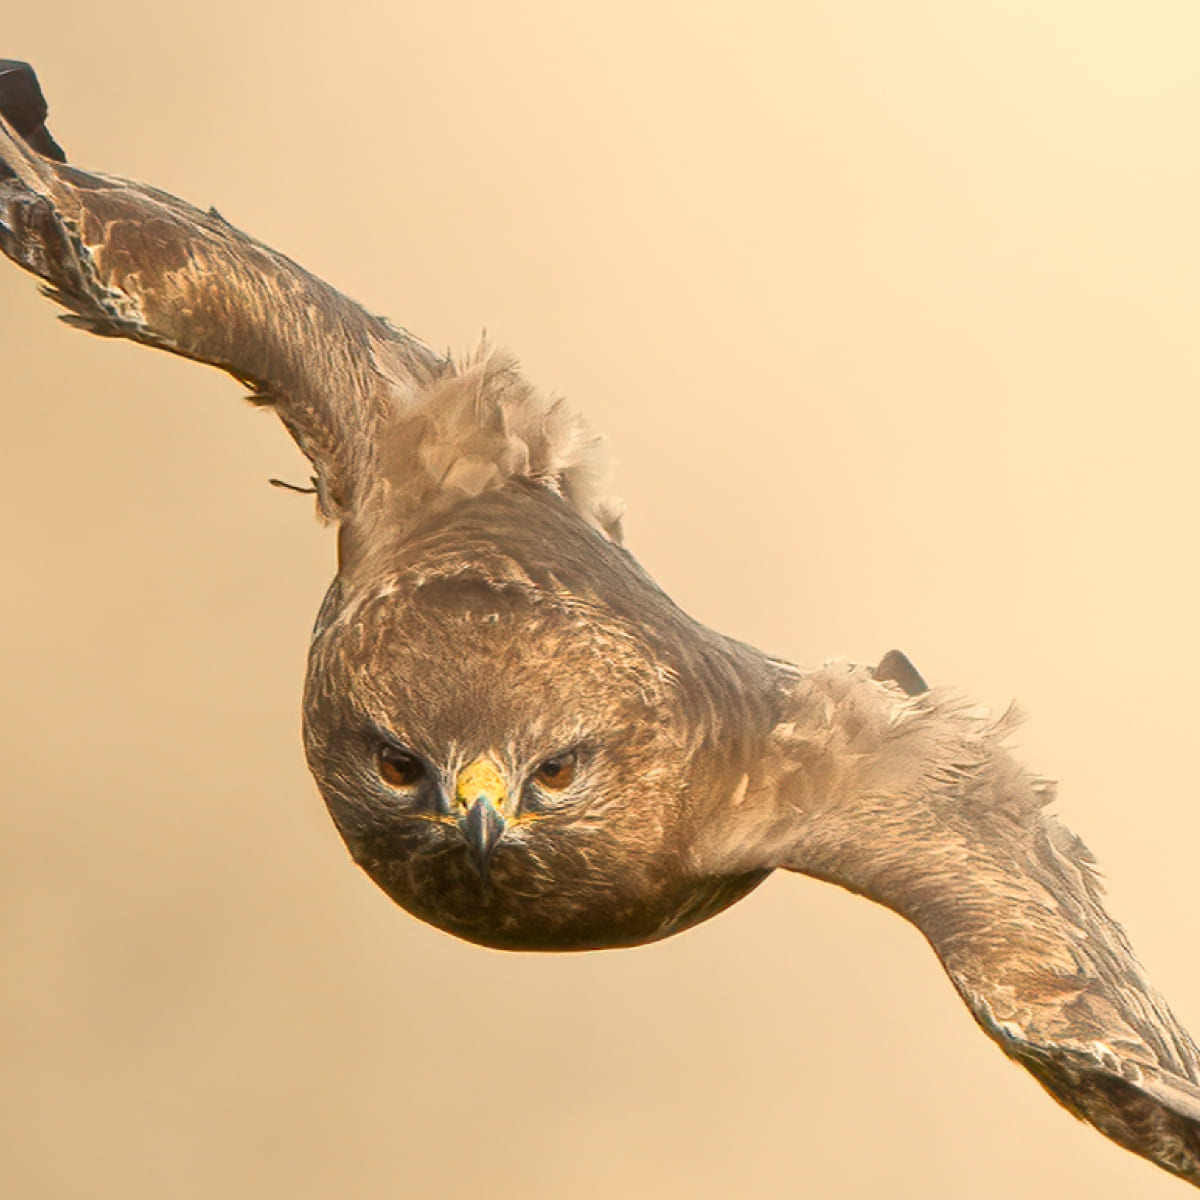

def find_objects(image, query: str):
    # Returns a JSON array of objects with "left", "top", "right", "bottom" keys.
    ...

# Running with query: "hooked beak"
[{"left": 455, "top": 758, "right": 508, "bottom": 881}]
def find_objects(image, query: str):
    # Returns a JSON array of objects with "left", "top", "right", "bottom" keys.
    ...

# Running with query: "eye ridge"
[{"left": 377, "top": 743, "right": 427, "bottom": 789}]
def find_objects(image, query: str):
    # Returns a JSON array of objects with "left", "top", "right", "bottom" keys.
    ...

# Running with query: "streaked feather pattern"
[{"left": 1, "top": 61, "right": 1197, "bottom": 1188}]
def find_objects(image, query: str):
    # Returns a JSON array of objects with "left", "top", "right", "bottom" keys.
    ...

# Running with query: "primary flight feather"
[{"left": 2, "top": 60, "right": 1197, "bottom": 1186}]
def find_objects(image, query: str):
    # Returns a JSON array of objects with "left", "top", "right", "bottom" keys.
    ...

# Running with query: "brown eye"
[
  {"left": 378, "top": 745, "right": 426, "bottom": 789},
  {"left": 533, "top": 752, "right": 577, "bottom": 791}
]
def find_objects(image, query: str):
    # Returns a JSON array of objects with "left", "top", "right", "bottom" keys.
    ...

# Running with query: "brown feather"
[
  {"left": 2, "top": 64, "right": 1197, "bottom": 1189},
  {"left": 703, "top": 663, "right": 1200, "bottom": 1185}
]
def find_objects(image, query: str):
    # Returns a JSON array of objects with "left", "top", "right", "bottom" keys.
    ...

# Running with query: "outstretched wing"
[
  {"left": 712, "top": 660, "right": 1200, "bottom": 1186},
  {"left": 0, "top": 62, "right": 447, "bottom": 522},
  {"left": 0, "top": 64, "right": 622, "bottom": 544}
]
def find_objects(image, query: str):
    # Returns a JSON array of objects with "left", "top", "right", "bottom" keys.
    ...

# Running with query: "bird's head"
[{"left": 301, "top": 497, "right": 773, "bottom": 950}]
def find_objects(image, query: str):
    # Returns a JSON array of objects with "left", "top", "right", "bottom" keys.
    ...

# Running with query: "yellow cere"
[{"left": 455, "top": 758, "right": 507, "bottom": 809}]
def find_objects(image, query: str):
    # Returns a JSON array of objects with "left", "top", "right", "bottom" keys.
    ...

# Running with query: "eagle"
[{"left": 1, "top": 59, "right": 1197, "bottom": 1186}]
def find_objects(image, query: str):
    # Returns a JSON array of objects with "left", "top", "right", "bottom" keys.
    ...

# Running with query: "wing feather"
[
  {"left": 0, "top": 67, "right": 621, "bottom": 541},
  {"left": 0, "top": 75, "right": 446, "bottom": 521},
  {"left": 714, "top": 661, "right": 1200, "bottom": 1186}
]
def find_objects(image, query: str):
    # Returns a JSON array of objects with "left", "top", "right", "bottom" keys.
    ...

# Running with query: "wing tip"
[{"left": 0, "top": 61, "right": 60, "bottom": 195}]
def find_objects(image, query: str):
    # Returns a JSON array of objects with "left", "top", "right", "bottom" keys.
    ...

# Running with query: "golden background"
[{"left": 3, "top": 3, "right": 1199, "bottom": 1196}]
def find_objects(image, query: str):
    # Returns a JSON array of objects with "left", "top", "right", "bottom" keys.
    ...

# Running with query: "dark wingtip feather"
[{"left": 0, "top": 61, "right": 66, "bottom": 174}]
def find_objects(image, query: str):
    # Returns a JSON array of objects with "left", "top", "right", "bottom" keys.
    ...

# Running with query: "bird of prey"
[{"left": 2, "top": 60, "right": 1198, "bottom": 1187}]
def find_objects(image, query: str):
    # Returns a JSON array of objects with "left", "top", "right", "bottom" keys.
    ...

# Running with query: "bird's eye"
[
  {"left": 378, "top": 745, "right": 426, "bottom": 789},
  {"left": 533, "top": 751, "right": 577, "bottom": 791}
]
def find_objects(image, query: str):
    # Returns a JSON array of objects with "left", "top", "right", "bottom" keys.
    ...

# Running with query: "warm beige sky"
[{"left": 3, "top": 3, "right": 1200, "bottom": 1197}]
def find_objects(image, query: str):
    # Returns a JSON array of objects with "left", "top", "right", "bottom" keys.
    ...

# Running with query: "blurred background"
[{"left": 3, "top": 3, "right": 1199, "bottom": 1196}]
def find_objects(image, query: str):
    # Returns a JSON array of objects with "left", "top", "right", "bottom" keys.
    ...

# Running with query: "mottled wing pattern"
[
  {"left": 746, "top": 663, "right": 1200, "bottom": 1185},
  {"left": 0, "top": 71, "right": 620, "bottom": 541},
  {"left": 1000, "top": 1022, "right": 1200, "bottom": 1183},
  {"left": 4, "top": 59, "right": 1198, "bottom": 1191},
  {"left": 0, "top": 68, "right": 447, "bottom": 519}
]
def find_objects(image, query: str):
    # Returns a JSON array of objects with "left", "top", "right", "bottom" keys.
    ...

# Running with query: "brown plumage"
[{"left": 2, "top": 61, "right": 1198, "bottom": 1186}]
